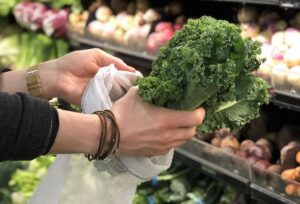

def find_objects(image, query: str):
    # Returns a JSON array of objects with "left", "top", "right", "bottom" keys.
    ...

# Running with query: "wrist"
[
  {"left": 49, "top": 110, "right": 102, "bottom": 154},
  {"left": 85, "top": 111, "right": 118, "bottom": 161},
  {"left": 83, "top": 114, "right": 102, "bottom": 155},
  {"left": 38, "top": 60, "right": 59, "bottom": 99}
]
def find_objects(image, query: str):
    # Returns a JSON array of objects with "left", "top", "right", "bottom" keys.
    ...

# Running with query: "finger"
[
  {"left": 159, "top": 126, "right": 196, "bottom": 145},
  {"left": 126, "top": 87, "right": 205, "bottom": 127},
  {"left": 158, "top": 107, "right": 205, "bottom": 128},
  {"left": 153, "top": 149, "right": 171, "bottom": 156},
  {"left": 123, "top": 86, "right": 139, "bottom": 99},
  {"left": 93, "top": 48, "right": 136, "bottom": 72},
  {"left": 112, "top": 58, "right": 136, "bottom": 72}
]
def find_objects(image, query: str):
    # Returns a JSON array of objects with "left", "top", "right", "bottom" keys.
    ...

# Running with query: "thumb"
[
  {"left": 113, "top": 58, "right": 136, "bottom": 72},
  {"left": 92, "top": 48, "right": 136, "bottom": 72}
]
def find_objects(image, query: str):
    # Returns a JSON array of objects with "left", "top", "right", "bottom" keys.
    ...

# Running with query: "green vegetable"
[
  {"left": 0, "top": 161, "right": 24, "bottom": 204},
  {"left": 203, "top": 182, "right": 223, "bottom": 204},
  {"left": 0, "top": 0, "right": 20, "bottom": 17},
  {"left": 132, "top": 194, "right": 148, "bottom": 204},
  {"left": 36, "top": 0, "right": 82, "bottom": 11},
  {"left": 136, "top": 16, "right": 269, "bottom": 134},
  {"left": 0, "top": 34, "right": 20, "bottom": 68},
  {"left": 9, "top": 156, "right": 55, "bottom": 204},
  {"left": 55, "top": 39, "right": 70, "bottom": 58},
  {"left": 14, "top": 32, "right": 70, "bottom": 70}
]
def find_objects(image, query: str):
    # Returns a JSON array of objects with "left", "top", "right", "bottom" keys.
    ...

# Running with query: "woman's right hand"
[{"left": 111, "top": 87, "right": 205, "bottom": 157}]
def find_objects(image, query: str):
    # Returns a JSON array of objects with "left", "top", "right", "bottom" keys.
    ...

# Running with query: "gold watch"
[{"left": 26, "top": 64, "right": 45, "bottom": 99}]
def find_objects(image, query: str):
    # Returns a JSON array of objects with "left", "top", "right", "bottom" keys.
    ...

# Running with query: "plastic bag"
[{"left": 29, "top": 65, "right": 174, "bottom": 204}]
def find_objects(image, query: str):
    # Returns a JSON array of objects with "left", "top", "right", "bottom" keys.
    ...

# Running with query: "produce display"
[
  {"left": 68, "top": 11, "right": 89, "bottom": 34},
  {"left": 67, "top": 1, "right": 186, "bottom": 55},
  {"left": 237, "top": 6, "right": 300, "bottom": 96},
  {"left": 0, "top": 30, "right": 70, "bottom": 70},
  {"left": 68, "top": 2, "right": 300, "bottom": 98},
  {"left": 136, "top": 16, "right": 269, "bottom": 134},
  {"left": 0, "top": 0, "right": 20, "bottom": 17},
  {"left": 0, "top": 25, "right": 21, "bottom": 69},
  {"left": 87, "top": 5, "right": 153, "bottom": 49},
  {"left": 0, "top": 0, "right": 72, "bottom": 70},
  {"left": 0, "top": 157, "right": 54, "bottom": 204},
  {"left": 2, "top": 1, "right": 300, "bottom": 204},
  {"left": 133, "top": 160, "right": 248, "bottom": 204},
  {"left": 200, "top": 119, "right": 300, "bottom": 201},
  {"left": 13, "top": 2, "right": 69, "bottom": 37}
]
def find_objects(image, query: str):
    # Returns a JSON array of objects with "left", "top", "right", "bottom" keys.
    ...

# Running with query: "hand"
[
  {"left": 111, "top": 87, "right": 205, "bottom": 157},
  {"left": 40, "top": 48, "right": 135, "bottom": 105}
]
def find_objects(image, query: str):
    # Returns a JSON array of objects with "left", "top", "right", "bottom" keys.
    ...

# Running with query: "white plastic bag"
[{"left": 29, "top": 65, "right": 174, "bottom": 204}]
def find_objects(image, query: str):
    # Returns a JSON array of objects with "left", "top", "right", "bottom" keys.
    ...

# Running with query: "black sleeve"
[
  {"left": 0, "top": 68, "right": 11, "bottom": 73},
  {"left": 0, "top": 92, "right": 59, "bottom": 161}
]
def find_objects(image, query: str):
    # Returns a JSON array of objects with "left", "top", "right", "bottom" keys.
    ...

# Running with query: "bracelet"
[
  {"left": 26, "top": 64, "right": 45, "bottom": 99},
  {"left": 85, "top": 110, "right": 120, "bottom": 161}
]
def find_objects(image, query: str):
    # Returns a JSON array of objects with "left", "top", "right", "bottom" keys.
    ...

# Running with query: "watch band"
[{"left": 26, "top": 64, "right": 45, "bottom": 99}]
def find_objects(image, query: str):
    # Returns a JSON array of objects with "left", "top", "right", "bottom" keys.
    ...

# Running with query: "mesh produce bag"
[{"left": 29, "top": 64, "right": 174, "bottom": 204}]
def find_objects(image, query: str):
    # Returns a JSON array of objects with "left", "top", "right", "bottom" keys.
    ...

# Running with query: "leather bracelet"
[
  {"left": 86, "top": 110, "right": 120, "bottom": 161},
  {"left": 26, "top": 64, "right": 45, "bottom": 99}
]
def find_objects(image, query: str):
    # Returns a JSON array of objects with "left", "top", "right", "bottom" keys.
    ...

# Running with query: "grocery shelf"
[
  {"left": 66, "top": 20, "right": 300, "bottom": 204},
  {"left": 174, "top": 139, "right": 250, "bottom": 193},
  {"left": 68, "top": 32, "right": 300, "bottom": 113},
  {"left": 175, "top": 138, "right": 300, "bottom": 204},
  {"left": 271, "top": 91, "right": 300, "bottom": 113},
  {"left": 67, "top": 31, "right": 156, "bottom": 62},
  {"left": 251, "top": 184, "right": 298, "bottom": 204}
]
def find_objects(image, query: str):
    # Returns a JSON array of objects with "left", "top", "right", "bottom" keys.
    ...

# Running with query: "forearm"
[
  {"left": 49, "top": 110, "right": 100, "bottom": 155},
  {"left": 0, "top": 92, "right": 58, "bottom": 161},
  {"left": 0, "top": 70, "right": 27, "bottom": 94},
  {"left": 0, "top": 60, "right": 57, "bottom": 99}
]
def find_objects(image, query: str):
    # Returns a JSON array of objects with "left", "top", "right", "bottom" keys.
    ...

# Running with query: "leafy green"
[
  {"left": 136, "top": 16, "right": 269, "bottom": 134},
  {"left": 13, "top": 32, "right": 70, "bottom": 70},
  {"left": 197, "top": 73, "right": 269, "bottom": 133},
  {"left": 0, "top": 34, "right": 20, "bottom": 68},
  {"left": 36, "top": 0, "right": 82, "bottom": 11},
  {"left": 0, "top": 0, "right": 20, "bottom": 17},
  {"left": 9, "top": 156, "right": 55, "bottom": 204},
  {"left": 134, "top": 160, "right": 242, "bottom": 204},
  {"left": 0, "top": 161, "right": 25, "bottom": 204}
]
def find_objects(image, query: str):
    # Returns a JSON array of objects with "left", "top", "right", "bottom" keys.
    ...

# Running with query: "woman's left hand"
[{"left": 40, "top": 49, "right": 135, "bottom": 105}]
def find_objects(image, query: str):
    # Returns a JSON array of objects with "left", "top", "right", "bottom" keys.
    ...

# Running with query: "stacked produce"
[
  {"left": 13, "top": 2, "right": 69, "bottom": 37},
  {"left": 207, "top": 129, "right": 275, "bottom": 171},
  {"left": 0, "top": 31, "right": 69, "bottom": 70},
  {"left": 204, "top": 124, "right": 300, "bottom": 199},
  {"left": 280, "top": 142, "right": 300, "bottom": 197},
  {"left": 83, "top": 1, "right": 186, "bottom": 54},
  {"left": 208, "top": 128, "right": 275, "bottom": 171},
  {"left": 68, "top": 11, "right": 89, "bottom": 34},
  {"left": 237, "top": 6, "right": 300, "bottom": 95},
  {"left": 87, "top": 5, "right": 153, "bottom": 49},
  {"left": 133, "top": 160, "right": 246, "bottom": 204},
  {"left": 146, "top": 18, "right": 186, "bottom": 54}
]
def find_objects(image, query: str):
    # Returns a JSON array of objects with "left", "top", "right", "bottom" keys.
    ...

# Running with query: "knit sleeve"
[{"left": 0, "top": 92, "right": 59, "bottom": 161}]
